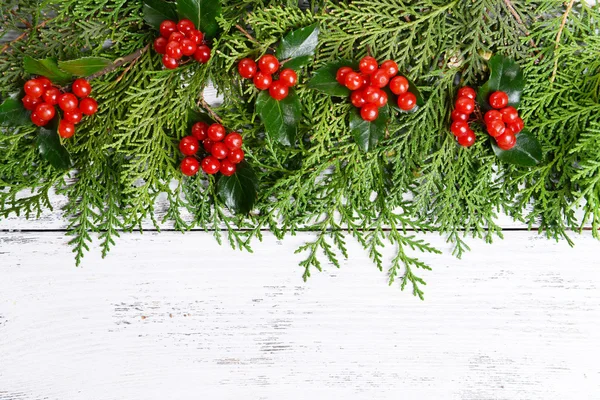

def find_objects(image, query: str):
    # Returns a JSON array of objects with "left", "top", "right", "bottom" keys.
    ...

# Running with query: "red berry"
[
  {"left": 489, "top": 91, "right": 509, "bottom": 109},
  {"left": 484, "top": 110, "right": 503, "bottom": 126},
  {"left": 187, "top": 29, "right": 204, "bottom": 45},
  {"left": 193, "top": 45, "right": 211, "bottom": 63},
  {"left": 397, "top": 92, "right": 417, "bottom": 111},
  {"left": 34, "top": 103, "right": 55, "bottom": 121},
  {"left": 79, "top": 98, "right": 98, "bottom": 116},
  {"left": 166, "top": 41, "right": 183, "bottom": 60},
  {"left": 179, "top": 136, "right": 200, "bottom": 156},
  {"left": 177, "top": 19, "right": 195, "bottom": 35},
  {"left": 169, "top": 32, "right": 185, "bottom": 43},
  {"left": 389, "top": 76, "right": 409, "bottom": 95},
  {"left": 58, "top": 120, "right": 76, "bottom": 138},
  {"left": 450, "top": 121, "right": 470, "bottom": 137},
  {"left": 58, "top": 93, "right": 78, "bottom": 112},
  {"left": 211, "top": 142, "right": 229, "bottom": 160},
  {"left": 203, "top": 138, "right": 215, "bottom": 152},
  {"left": 22, "top": 95, "right": 42, "bottom": 111},
  {"left": 253, "top": 72, "right": 272, "bottom": 91},
  {"left": 154, "top": 37, "right": 168, "bottom": 54},
  {"left": 258, "top": 55, "right": 279, "bottom": 75},
  {"left": 162, "top": 55, "right": 179, "bottom": 69},
  {"left": 380, "top": 60, "right": 399, "bottom": 78},
  {"left": 350, "top": 90, "right": 367, "bottom": 108},
  {"left": 279, "top": 68, "right": 298, "bottom": 87},
  {"left": 451, "top": 109, "right": 469, "bottom": 122},
  {"left": 359, "top": 56, "right": 378, "bottom": 75},
  {"left": 160, "top": 20, "right": 177, "bottom": 38},
  {"left": 228, "top": 148, "right": 245, "bottom": 164},
  {"left": 37, "top": 77, "right": 52, "bottom": 89},
  {"left": 363, "top": 86, "right": 381, "bottom": 104},
  {"left": 191, "top": 121, "right": 209, "bottom": 141},
  {"left": 376, "top": 90, "right": 388, "bottom": 108},
  {"left": 487, "top": 120, "right": 506, "bottom": 138},
  {"left": 457, "top": 87, "right": 476, "bottom": 100},
  {"left": 181, "top": 157, "right": 200, "bottom": 176},
  {"left": 344, "top": 72, "right": 364, "bottom": 91},
  {"left": 500, "top": 106, "right": 519, "bottom": 124},
  {"left": 455, "top": 97, "right": 475, "bottom": 114},
  {"left": 24, "top": 79, "right": 44, "bottom": 98},
  {"left": 336, "top": 67, "right": 353, "bottom": 85},
  {"left": 72, "top": 79, "right": 92, "bottom": 98},
  {"left": 238, "top": 58, "right": 257, "bottom": 79},
  {"left": 370, "top": 70, "right": 389, "bottom": 88},
  {"left": 219, "top": 160, "right": 237, "bottom": 177},
  {"left": 31, "top": 112, "right": 47, "bottom": 127},
  {"left": 180, "top": 39, "right": 197, "bottom": 57},
  {"left": 496, "top": 132, "right": 516, "bottom": 150},
  {"left": 42, "top": 88, "right": 59, "bottom": 106},
  {"left": 201, "top": 156, "right": 220, "bottom": 174},
  {"left": 64, "top": 109, "right": 83, "bottom": 124},
  {"left": 224, "top": 132, "right": 243, "bottom": 150},
  {"left": 269, "top": 81, "right": 289, "bottom": 101},
  {"left": 508, "top": 117, "right": 524, "bottom": 134},
  {"left": 458, "top": 131, "right": 476, "bottom": 147},
  {"left": 207, "top": 123, "right": 226, "bottom": 142},
  {"left": 360, "top": 104, "right": 379, "bottom": 121}
]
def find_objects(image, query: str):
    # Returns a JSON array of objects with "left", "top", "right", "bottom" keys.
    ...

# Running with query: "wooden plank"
[{"left": 1, "top": 231, "right": 599, "bottom": 399}]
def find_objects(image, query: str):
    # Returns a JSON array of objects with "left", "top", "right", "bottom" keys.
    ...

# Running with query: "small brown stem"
[
  {"left": 503, "top": 0, "right": 537, "bottom": 49},
  {"left": 198, "top": 96, "right": 223, "bottom": 124},
  {"left": 235, "top": 24, "right": 258, "bottom": 44},
  {"left": 550, "top": 0, "right": 575, "bottom": 83},
  {"left": 0, "top": 20, "right": 49, "bottom": 54},
  {"left": 88, "top": 44, "right": 149, "bottom": 81}
]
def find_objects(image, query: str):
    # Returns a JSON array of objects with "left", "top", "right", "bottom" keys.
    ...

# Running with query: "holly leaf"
[
  {"left": 58, "top": 57, "right": 112, "bottom": 77},
  {"left": 23, "top": 56, "right": 73, "bottom": 85},
  {"left": 177, "top": 0, "right": 221, "bottom": 39},
  {"left": 143, "top": 0, "right": 178, "bottom": 30},
  {"left": 37, "top": 127, "right": 71, "bottom": 171},
  {"left": 349, "top": 105, "right": 390, "bottom": 152},
  {"left": 308, "top": 60, "right": 356, "bottom": 97},
  {"left": 281, "top": 55, "right": 311, "bottom": 72},
  {"left": 491, "top": 131, "right": 542, "bottom": 167},
  {"left": 276, "top": 23, "right": 320, "bottom": 69},
  {"left": 217, "top": 161, "right": 258, "bottom": 214},
  {"left": 255, "top": 89, "right": 301, "bottom": 146},
  {"left": 478, "top": 55, "right": 525, "bottom": 110},
  {"left": 0, "top": 97, "right": 30, "bottom": 127}
]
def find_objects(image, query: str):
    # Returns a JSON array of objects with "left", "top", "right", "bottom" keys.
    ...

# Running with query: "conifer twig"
[
  {"left": 235, "top": 24, "right": 258, "bottom": 44},
  {"left": 88, "top": 45, "right": 149, "bottom": 81},
  {"left": 198, "top": 96, "right": 223, "bottom": 124},
  {"left": 0, "top": 19, "right": 50, "bottom": 54},
  {"left": 503, "top": 0, "right": 537, "bottom": 49},
  {"left": 550, "top": 0, "right": 576, "bottom": 83}
]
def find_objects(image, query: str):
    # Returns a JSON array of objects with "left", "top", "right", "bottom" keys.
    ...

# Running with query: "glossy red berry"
[
  {"left": 203, "top": 138, "right": 215, "bottom": 152},
  {"left": 58, "top": 120, "right": 76, "bottom": 138},
  {"left": 64, "top": 109, "right": 83, "bottom": 124},
  {"left": 397, "top": 92, "right": 417, "bottom": 111},
  {"left": 193, "top": 45, "right": 211, "bottom": 63},
  {"left": 79, "top": 98, "right": 98, "bottom": 116},
  {"left": 201, "top": 156, "right": 220, "bottom": 174},
  {"left": 363, "top": 86, "right": 381, "bottom": 104},
  {"left": 238, "top": 58, "right": 257, "bottom": 79},
  {"left": 31, "top": 112, "right": 47, "bottom": 127},
  {"left": 451, "top": 109, "right": 469, "bottom": 122},
  {"left": 211, "top": 142, "right": 229, "bottom": 160},
  {"left": 162, "top": 55, "right": 179, "bottom": 69},
  {"left": 228, "top": 148, "right": 245, "bottom": 164},
  {"left": 487, "top": 120, "right": 506, "bottom": 138},
  {"left": 496, "top": 132, "right": 516, "bottom": 150},
  {"left": 180, "top": 39, "right": 197, "bottom": 57},
  {"left": 179, "top": 136, "right": 200, "bottom": 156},
  {"left": 154, "top": 37, "right": 168, "bottom": 54},
  {"left": 191, "top": 121, "right": 209, "bottom": 141},
  {"left": 37, "top": 77, "right": 52, "bottom": 89},
  {"left": 484, "top": 110, "right": 503, "bottom": 126},
  {"left": 58, "top": 93, "right": 78, "bottom": 112},
  {"left": 370, "top": 70, "right": 389, "bottom": 88},
  {"left": 258, "top": 55, "right": 279, "bottom": 75},
  {"left": 187, "top": 29, "right": 204, "bottom": 45},
  {"left": 219, "top": 159, "right": 237, "bottom": 177},
  {"left": 450, "top": 121, "right": 470, "bottom": 137},
  {"left": 500, "top": 106, "right": 519, "bottom": 124},
  {"left": 508, "top": 117, "right": 524, "bottom": 134},
  {"left": 177, "top": 19, "right": 195, "bottom": 35},
  {"left": 457, "top": 87, "right": 476, "bottom": 100},
  {"left": 269, "top": 81, "right": 289, "bottom": 101},
  {"left": 224, "top": 132, "right": 243, "bottom": 150},
  {"left": 24, "top": 79, "right": 44, "bottom": 98},
  {"left": 359, "top": 56, "right": 378, "bottom": 75},
  {"left": 336, "top": 67, "right": 353, "bottom": 85},
  {"left": 455, "top": 97, "right": 475, "bottom": 114},
  {"left": 350, "top": 90, "right": 367, "bottom": 108},
  {"left": 22, "top": 95, "right": 42, "bottom": 111},
  {"left": 207, "top": 124, "right": 226, "bottom": 142},
  {"left": 72, "top": 79, "right": 92, "bottom": 98},
  {"left": 160, "top": 20, "right": 177, "bottom": 38},
  {"left": 360, "top": 104, "right": 379, "bottom": 122},
  {"left": 253, "top": 72, "right": 272, "bottom": 91},
  {"left": 389, "top": 76, "right": 409, "bottom": 95},
  {"left": 168, "top": 32, "right": 185, "bottom": 43},
  {"left": 458, "top": 131, "right": 476, "bottom": 147},
  {"left": 166, "top": 41, "right": 183, "bottom": 60},
  {"left": 181, "top": 157, "right": 200, "bottom": 176},
  {"left": 489, "top": 91, "right": 509, "bottom": 109},
  {"left": 376, "top": 90, "right": 388, "bottom": 107},
  {"left": 34, "top": 103, "right": 55, "bottom": 121},
  {"left": 279, "top": 69, "right": 297, "bottom": 87},
  {"left": 380, "top": 60, "right": 399, "bottom": 78},
  {"left": 344, "top": 72, "right": 364, "bottom": 91},
  {"left": 41, "top": 87, "right": 60, "bottom": 106}
]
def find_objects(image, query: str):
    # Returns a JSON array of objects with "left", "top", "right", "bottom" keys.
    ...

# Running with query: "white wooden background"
[{"left": 2, "top": 89, "right": 600, "bottom": 400}]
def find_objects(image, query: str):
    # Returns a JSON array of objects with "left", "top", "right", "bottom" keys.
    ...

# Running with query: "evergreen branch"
[
  {"left": 88, "top": 44, "right": 150, "bottom": 81},
  {"left": 551, "top": 0, "right": 576, "bottom": 83},
  {"left": 0, "top": 19, "right": 50, "bottom": 54}
]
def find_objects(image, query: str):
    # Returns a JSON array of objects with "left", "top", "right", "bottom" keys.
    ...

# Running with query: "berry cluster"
[
  {"left": 154, "top": 19, "right": 211, "bottom": 69},
  {"left": 483, "top": 91, "right": 523, "bottom": 150},
  {"left": 21, "top": 77, "right": 98, "bottom": 138},
  {"left": 450, "top": 86, "right": 477, "bottom": 147},
  {"left": 237, "top": 55, "right": 297, "bottom": 101},
  {"left": 336, "top": 56, "right": 417, "bottom": 121},
  {"left": 179, "top": 122, "right": 245, "bottom": 177}
]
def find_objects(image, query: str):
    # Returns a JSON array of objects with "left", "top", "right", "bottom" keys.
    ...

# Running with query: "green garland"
[{"left": 1, "top": 0, "right": 599, "bottom": 299}]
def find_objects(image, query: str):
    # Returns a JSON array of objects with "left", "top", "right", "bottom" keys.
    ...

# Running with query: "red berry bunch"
[
  {"left": 450, "top": 86, "right": 477, "bottom": 147},
  {"left": 483, "top": 91, "right": 523, "bottom": 150},
  {"left": 21, "top": 77, "right": 98, "bottom": 138},
  {"left": 154, "top": 19, "right": 211, "bottom": 69},
  {"left": 336, "top": 56, "right": 417, "bottom": 122},
  {"left": 179, "top": 122, "right": 245, "bottom": 177},
  {"left": 237, "top": 55, "right": 297, "bottom": 101}
]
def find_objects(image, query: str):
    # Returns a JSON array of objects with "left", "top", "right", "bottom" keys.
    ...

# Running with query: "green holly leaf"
[
  {"left": 37, "top": 127, "right": 71, "bottom": 171},
  {"left": 58, "top": 57, "right": 112, "bottom": 77},
  {"left": 276, "top": 23, "right": 320, "bottom": 69},
  {"left": 308, "top": 60, "right": 356, "bottom": 97},
  {"left": 143, "top": 0, "right": 178, "bottom": 30},
  {"left": 255, "top": 89, "right": 301, "bottom": 146},
  {"left": 177, "top": 0, "right": 221, "bottom": 39},
  {"left": 281, "top": 55, "right": 311, "bottom": 72},
  {"left": 0, "top": 97, "right": 30, "bottom": 127},
  {"left": 491, "top": 130, "right": 542, "bottom": 167},
  {"left": 217, "top": 161, "right": 258, "bottom": 214},
  {"left": 23, "top": 56, "right": 73, "bottom": 85},
  {"left": 349, "top": 105, "right": 390, "bottom": 153},
  {"left": 478, "top": 55, "right": 525, "bottom": 110}
]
